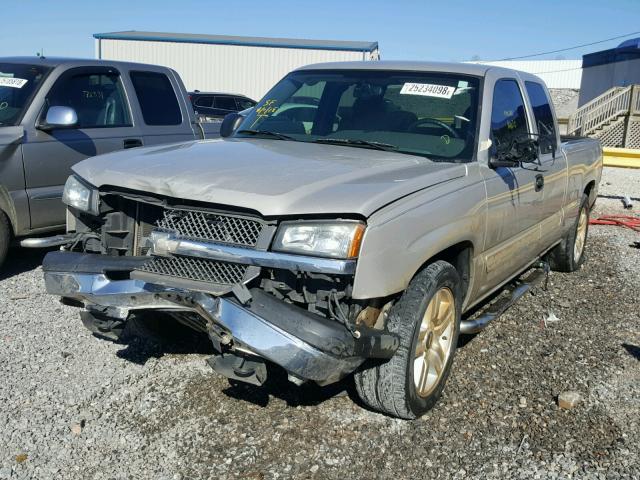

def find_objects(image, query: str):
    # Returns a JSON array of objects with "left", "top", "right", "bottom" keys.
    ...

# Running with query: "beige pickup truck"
[{"left": 41, "top": 61, "right": 602, "bottom": 418}]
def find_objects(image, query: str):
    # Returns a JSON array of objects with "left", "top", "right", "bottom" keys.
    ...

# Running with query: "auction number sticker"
[
  {"left": 0, "top": 77, "right": 28, "bottom": 89},
  {"left": 400, "top": 83, "right": 455, "bottom": 99}
]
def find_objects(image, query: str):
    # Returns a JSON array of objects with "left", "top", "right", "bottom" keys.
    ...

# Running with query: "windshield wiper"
[
  {"left": 237, "top": 129, "right": 295, "bottom": 140},
  {"left": 313, "top": 138, "right": 398, "bottom": 152}
]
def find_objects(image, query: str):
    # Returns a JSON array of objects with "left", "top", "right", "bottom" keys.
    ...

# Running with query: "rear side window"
[
  {"left": 525, "top": 81, "right": 557, "bottom": 154},
  {"left": 214, "top": 96, "right": 237, "bottom": 111},
  {"left": 130, "top": 71, "right": 181, "bottom": 125},
  {"left": 46, "top": 72, "right": 132, "bottom": 128},
  {"left": 490, "top": 79, "right": 528, "bottom": 149},
  {"left": 194, "top": 96, "right": 213, "bottom": 108},
  {"left": 236, "top": 97, "right": 256, "bottom": 110}
]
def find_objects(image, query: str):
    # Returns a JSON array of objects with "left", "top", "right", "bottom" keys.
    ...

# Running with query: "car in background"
[
  {"left": 0, "top": 57, "right": 219, "bottom": 269},
  {"left": 189, "top": 91, "right": 256, "bottom": 121}
]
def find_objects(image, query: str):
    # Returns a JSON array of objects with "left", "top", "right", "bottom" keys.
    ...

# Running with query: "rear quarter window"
[
  {"left": 525, "top": 81, "right": 557, "bottom": 154},
  {"left": 130, "top": 71, "right": 182, "bottom": 125},
  {"left": 214, "top": 96, "right": 238, "bottom": 111}
]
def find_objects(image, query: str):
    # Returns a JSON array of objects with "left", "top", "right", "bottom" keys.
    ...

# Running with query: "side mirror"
[
  {"left": 518, "top": 137, "right": 539, "bottom": 163},
  {"left": 220, "top": 112, "right": 244, "bottom": 138},
  {"left": 489, "top": 157, "right": 520, "bottom": 169},
  {"left": 38, "top": 106, "right": 78, "bottom": 131},
  {"left": 489, "top": 136, "right": 538, "bottom": 169}
]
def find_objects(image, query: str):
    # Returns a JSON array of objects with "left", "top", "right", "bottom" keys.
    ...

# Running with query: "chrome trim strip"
[
  {"left": 151, "top": 232, "right": 356, "bottom": 275},
  {"left": 21, "top": 234, "right": 76, "bottom": 248}
]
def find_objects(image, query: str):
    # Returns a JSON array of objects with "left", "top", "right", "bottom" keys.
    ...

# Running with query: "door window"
[
  {"left": 130, "top": 71, "right": 182, "bottom": 125},
  {"left": 46, "top": 72, "right": 132, "bottom": 128},
  {"left": 525, "top": 81, "right": 557, "bottom": 154},
  {"left": 490, "top": 79, "right": 529, "bottom": 150},
  {"left": 194, "top": 96, "right": 214, "bottom": 108},
  {"left": 214, "top": 96, "right": 237, "bottom": 111},
  {"left": 235, "top": 97, "right": 256, "bottom": 110}
]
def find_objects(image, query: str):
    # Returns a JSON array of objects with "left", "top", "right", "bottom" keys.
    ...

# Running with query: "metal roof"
[
  {"left": 583, "top": 39, "right": 640, "bottom": 69},
  {"left": 94, "top": 31, "right": 378, "bottom": 53},
  {"left": 0, "top": 56, "right": 160, "bottom": 69},
  {"left": 466, "top": 60, "right": 582, "bottom": 89}
]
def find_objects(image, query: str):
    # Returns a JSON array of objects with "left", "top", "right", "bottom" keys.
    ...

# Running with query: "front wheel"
[
  {"left": 547, "top": 194, "right": 590, "bottom": 272},
  {"left": 354, "top": 260, "right": 461, "bottom": 419}
]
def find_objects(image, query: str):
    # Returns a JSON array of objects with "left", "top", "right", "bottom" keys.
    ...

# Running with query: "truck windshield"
[
  {"left": 0, "top": 63, "right": 51, "bottom": 126},
  {"left": 236, "top": 70, "right": 480, "bottom": 162}
]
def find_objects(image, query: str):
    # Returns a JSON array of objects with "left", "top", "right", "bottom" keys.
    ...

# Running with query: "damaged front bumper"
[{"left": 43, "top": 251, "right": 398, "bottom": 386}]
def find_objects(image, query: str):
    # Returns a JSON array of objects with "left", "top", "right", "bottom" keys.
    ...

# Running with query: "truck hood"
[{"left": 73, "top": 138, "right": 466, "bottom": 217}]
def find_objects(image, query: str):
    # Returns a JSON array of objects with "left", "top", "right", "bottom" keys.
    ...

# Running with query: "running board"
[{"left": 460, "top": 266, "right": 547, "bottom": 335}]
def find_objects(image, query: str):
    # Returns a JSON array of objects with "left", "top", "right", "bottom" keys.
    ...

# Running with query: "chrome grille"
[
  {"left": 156, "top": 209, "right": 263, "bottom": 247},
  {"left": 139, "top": 255, "right": 248, "bottom": 286}
]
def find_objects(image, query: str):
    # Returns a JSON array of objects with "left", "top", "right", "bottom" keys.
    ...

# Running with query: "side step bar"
[{"left": 460, "top": 266, "right": 547, "bottom": 335}]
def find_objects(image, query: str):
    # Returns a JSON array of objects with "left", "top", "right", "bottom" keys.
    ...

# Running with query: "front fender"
[{"left": 352, "top": 173, "right": 486, "bottom": 299}]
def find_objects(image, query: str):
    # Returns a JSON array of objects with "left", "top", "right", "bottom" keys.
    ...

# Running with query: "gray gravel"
[{"left": 1, "top": 168, "right": 639, "bottom": 479}]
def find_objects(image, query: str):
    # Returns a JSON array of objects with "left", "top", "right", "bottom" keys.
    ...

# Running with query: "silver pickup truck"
[
  {"left": 41, "top": 61, "right": 602, "bottom": 419},
  {"left": 0, "top": 57, "right": 218, "bottom": 269}
]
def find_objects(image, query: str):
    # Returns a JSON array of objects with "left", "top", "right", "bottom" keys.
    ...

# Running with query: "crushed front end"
[{"left": 43, "top": 178, "right": 398, "bottom": 386}]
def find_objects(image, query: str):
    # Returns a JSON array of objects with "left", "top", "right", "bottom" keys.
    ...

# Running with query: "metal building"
[
  {"left": 578, "top": 38, "right": 640, "bottom": 106},
  {"left": 466, "top": 60, "right": 582, "bottom": 89},
  {"left": 94, "top": 31, "right": 379, "bottom": 100}
]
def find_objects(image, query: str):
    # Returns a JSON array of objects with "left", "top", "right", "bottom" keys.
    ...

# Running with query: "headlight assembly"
[
  {"left": 62, "top": 175, "right": 100, "bottom": 215},
  {"left": 273, "top": 221, "right": 365, "bottom": 259}
]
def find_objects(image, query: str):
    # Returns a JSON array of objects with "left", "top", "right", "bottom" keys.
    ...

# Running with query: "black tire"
[
  {"left": 547, "top": 194, "right": 590, "bottom": 273},
  {"left": 354, "top": 260, "right": 462, "bottom": 419},
  {"left": 0, "top": 211, "right": 10, "bottom": 270}
]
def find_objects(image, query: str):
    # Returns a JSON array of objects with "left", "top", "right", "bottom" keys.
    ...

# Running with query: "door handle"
[
  {"left": 535, "top": 174, "right": 544, "bottom": 192},
  {"left": 123, "top": 138, "right": 143, "bottom": 149}
]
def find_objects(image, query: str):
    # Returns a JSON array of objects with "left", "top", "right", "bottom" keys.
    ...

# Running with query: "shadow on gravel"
[
  {"left": 622, "top": 343, "right": 640, "bottom": 361},
  {"left": 0, "top": 246, "right": 55, "bottom": 281},
  {"left": 113, "top": 316, "right": 215, "bottom": 365},
  {"left": 222, "top": 367, "right": 352, "bottom": 408}
]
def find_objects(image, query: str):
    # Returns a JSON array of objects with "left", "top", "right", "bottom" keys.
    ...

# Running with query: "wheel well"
[{"left": 427, "top": 241, "right": 473, "bottom": 302}]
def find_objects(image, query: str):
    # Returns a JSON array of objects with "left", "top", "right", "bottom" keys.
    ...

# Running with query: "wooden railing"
[
  {"left": 568, "top": 86, "right": 632, "bottom": 135},
  {"left": 633, "top": 86, "right": 640, "bottom": 115}
]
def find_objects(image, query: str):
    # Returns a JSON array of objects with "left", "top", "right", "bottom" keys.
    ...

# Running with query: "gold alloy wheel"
[
  {"left": 574, "top": 208, "right": 588, "bottom": 262},
  {"left": 414, "top": 287, "right": 456, "bottom": 398}
]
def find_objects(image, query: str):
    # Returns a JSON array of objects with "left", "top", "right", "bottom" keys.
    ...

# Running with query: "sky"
[{"left": 1, "top": 0, "right": 639, "bottom": 62}]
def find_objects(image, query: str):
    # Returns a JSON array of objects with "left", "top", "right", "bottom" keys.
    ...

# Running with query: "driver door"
[
  {"left": 22, "top": 67, "right": 142, "bottom": 230},
  {"left": 478, "top": 78, "right": 546, "bottom": 295}
]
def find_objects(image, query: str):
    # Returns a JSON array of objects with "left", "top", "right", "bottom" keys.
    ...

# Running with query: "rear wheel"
[
  {"left": 354, "top": 260, "right": 461, "bottom": 419},
  {"left": 0, "top": 211, "right": 10, "bottom": 270},
  {"left": 547, "top": 194, "right": 590, "bottom": 272}
]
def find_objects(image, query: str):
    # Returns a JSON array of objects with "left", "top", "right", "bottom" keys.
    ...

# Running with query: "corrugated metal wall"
[
  {"left": 98, "top": 39, "right": 368, "bottom": 100},
  {"left": 467, "top": 60, "right": 582, "bottom": 89}
]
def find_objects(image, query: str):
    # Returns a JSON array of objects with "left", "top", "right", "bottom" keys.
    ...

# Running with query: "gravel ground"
[{"left": 1, "top": 168, "right": 639, "bottom": 480}]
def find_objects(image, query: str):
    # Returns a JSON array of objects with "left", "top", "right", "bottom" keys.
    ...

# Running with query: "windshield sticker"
[
  {"left": 400, "top": 83, "right": 455, "bottom": 99},
  {"left": 0, "top": 77, "right": 28, "bottom": 89},
  {"left": 250, "top": 99, "right": 278, "bottom": 127}
]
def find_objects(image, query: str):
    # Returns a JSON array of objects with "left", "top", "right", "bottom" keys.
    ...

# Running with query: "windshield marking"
[
  {"left": 0, "top": 77, "right": 28, "bottom": 89},
  {"left": 400, "top": 82, "right": 455, "bottom": 99}
]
